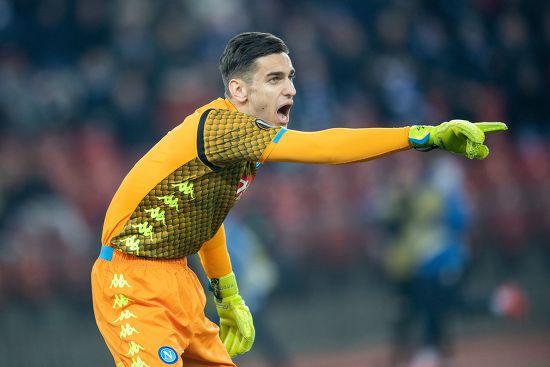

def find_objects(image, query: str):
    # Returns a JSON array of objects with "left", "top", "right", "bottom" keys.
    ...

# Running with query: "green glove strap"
[
  {"left": 209, "top": 272, "right": 239, "bottom": 301},
  {"left": 408, "top": 125, "right": 437, "bottom": 151},
  {"left": 209, "top": 272, "right": 255, "bottom": 357},
  {"left": 409, "top": 120, "right": 507, "bottom": 160}
]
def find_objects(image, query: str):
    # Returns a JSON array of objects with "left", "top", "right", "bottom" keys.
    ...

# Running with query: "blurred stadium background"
[{"left": 0, "top": 0, "right": 549, "bottom": 366}]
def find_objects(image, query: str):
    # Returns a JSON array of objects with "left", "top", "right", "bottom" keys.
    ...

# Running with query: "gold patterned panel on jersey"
[
  {"left": 110, "top": 108, "right": 277, "bottom": 259},
  {"left": 110, "top": 157, "right": 250, "bottom": 259},
  {"left": 203, "top": 109, "right": 280, "bottom": 166}
]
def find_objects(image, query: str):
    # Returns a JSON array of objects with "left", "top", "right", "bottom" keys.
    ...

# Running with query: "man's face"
[{"left": 241, "top": 52, "right": 296, "bottom": 127}]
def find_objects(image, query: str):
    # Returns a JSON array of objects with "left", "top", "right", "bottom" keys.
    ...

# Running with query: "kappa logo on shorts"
[{"left": 158, "top": 346, "right": 178, "bottom": 364}]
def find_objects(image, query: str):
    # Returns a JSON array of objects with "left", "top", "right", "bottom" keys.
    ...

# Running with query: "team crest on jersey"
[
  {"left": 158, "top": 346, "right": 178, "bottom": 364},
  {"left": 236, "top": 174, "right": 255, "bottom": 200},
  {"left": 255, "top": 119, "right": 275, "bottom": 130}
]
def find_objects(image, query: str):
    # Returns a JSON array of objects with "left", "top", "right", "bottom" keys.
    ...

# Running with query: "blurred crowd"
[{"left": 0, "top": 0, "right": 549, "bottom": 312}]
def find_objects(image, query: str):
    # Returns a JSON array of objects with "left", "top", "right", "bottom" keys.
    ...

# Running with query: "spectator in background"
[
  {"left": 378, "top": 156, "right": 472, "bottom": 367},
  {"left": 377, "top": 156, "right": 528, "bottom": 367},
  {"left": 0, "top": 177, "right": 93, "bottom": 311}
]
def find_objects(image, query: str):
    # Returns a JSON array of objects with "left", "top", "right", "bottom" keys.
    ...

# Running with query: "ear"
[{"left": 228, "top": 78, "right": 248, "bottom": 103}]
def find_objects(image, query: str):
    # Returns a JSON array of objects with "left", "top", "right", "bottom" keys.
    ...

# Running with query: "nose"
[{"left": 283, "top": 78, "right": 296, "bottom": 97}]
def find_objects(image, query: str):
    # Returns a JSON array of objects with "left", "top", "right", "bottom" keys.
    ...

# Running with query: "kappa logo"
[
  {"left": 158, "top": 346, "right": 178, "bottom": 364},
  {"left": 110, "top": 274, "right": 131, "bottom": 289},
  {"left": 113, "top": 294, "right": 131, "bottom": 308}
]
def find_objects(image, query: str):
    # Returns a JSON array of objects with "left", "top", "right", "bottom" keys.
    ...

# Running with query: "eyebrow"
[{"left": 266, "top": 69, "right": 296, "bottom": 79}]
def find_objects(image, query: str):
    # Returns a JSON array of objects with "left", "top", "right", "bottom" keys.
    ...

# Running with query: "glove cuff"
[
  {"left": 409, "top": 125, "right": 437, "bottom": 151},
  {"left": 209, "top": 272, "right": 239, "bottom": 301}
]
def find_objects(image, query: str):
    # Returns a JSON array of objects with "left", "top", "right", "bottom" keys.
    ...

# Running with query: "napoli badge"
[{"left": 158, "top": 346, "right": 178, "bottom": 364}]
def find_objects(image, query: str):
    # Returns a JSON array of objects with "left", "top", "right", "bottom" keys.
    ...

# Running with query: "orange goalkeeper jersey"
[{"left": 102, "top": 98, "right": 285, "bottom": 259}]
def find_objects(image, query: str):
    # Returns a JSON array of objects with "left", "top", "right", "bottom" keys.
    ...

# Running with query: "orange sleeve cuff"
[
  {"left": 264, "top": 127, "right": 411, "bottom": 164},
  {"left": 197, "top": 224, "right": 232, "bottom": 279}
]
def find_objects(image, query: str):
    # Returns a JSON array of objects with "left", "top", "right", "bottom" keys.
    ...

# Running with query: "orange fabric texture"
[
  {"left": 198, "top": 224, "right": 232, "bottom": 279},
  {"left": 91, "top": 252, "right": 236, "bottom": 367},
  {"left": 265, "top": 127, "right": 411, "bottom": 164}
]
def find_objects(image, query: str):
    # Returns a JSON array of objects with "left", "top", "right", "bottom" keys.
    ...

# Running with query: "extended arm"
[
  {"left": 264, "top": 127, "right": 410, "bottom": 164},
  {"left": 263, "top": 121, "right": 507, "bottom": 163}
]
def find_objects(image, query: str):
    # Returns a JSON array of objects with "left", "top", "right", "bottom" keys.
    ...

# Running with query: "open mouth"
[{"left": 277, "top": 102, "right": 292, "bottom": 125}]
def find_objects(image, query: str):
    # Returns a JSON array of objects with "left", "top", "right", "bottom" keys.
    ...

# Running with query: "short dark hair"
[{"left": 219, "top": 32, "right": 289, "bottom": 97}]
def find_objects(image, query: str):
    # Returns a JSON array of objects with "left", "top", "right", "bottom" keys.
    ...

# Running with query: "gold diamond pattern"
[{"left": 110, "top": 110, "right": 280, "bottom": 258}]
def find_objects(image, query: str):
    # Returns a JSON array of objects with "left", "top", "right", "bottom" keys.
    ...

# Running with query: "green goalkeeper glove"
[
  {"left": 209, "top": 272, "right": 255, "bottom": 357},
  {"left": 409, "top": 120, "right": 508, "bottom": 159}
]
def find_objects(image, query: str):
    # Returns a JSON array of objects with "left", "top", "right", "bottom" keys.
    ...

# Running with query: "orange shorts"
[{"left": 91, "top": 246, "right": 235, "bottom": 367}]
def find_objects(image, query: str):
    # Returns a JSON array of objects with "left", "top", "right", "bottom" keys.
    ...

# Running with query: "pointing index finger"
[{"left": 474, "top": 122, "right": 508, "bottom": 133}]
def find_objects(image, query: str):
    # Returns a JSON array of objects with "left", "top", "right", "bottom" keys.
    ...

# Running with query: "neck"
[{"left": 227, "top": 96, "right": 250, "bottom": 115}]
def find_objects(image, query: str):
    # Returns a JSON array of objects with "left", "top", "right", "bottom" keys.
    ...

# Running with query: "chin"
[{"left": 267, "top": 119, "right": 286, "bottom": 128}]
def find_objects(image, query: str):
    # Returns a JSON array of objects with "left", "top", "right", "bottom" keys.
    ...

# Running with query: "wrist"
[
  {"left": 409, "top": 125, "right": 437, "bottom": 151},
  {"left": 209, "top": 272, "right": 239, "bottom": 301}
]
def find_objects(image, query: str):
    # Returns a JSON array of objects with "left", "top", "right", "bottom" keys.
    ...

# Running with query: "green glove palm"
[
  {"left": 409, "top": 120, "right": 507, "bottom": 159},
  {"left": 209, "top": 272, "right": 255, "bottom": 357}
]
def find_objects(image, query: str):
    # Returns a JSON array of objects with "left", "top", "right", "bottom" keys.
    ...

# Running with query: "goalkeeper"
[{"left": 91, "top": 32, "right": 507, "bottom": 367}]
